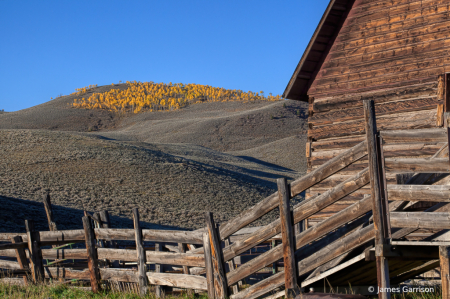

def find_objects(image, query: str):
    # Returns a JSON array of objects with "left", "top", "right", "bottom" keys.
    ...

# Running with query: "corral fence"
[{"left": 2, "top": 100, "right": 450, "bottom": 299}]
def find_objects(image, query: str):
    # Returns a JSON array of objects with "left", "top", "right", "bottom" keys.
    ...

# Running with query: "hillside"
[{"left": 0, "top": 84, "right": 308, "bottom": 231}]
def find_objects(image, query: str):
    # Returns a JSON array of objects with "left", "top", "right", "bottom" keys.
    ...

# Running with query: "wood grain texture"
[
  {"left": 11, "top": 236, "right": 28, "bottom": 285},
  {"left": 146, "top": 272, "right": 207, "bottom": 291},
  {"left": 440, "top": 246, "right": 450, "bottom": 299},
  {"left": 277, "top": 178, "right": 299, "bottom": 298},
  {"left": 25, "top": 220, "right": 44, "bottom": 284},
  {"left": 205, "top": 212, "right": 228, "bottom": 299},
  {"left": 133, "top": 208, "right": 148, "bottom": 296},
  {"left": 203, "top": 232, "right": 215, "bottom": 299},
  {"left": 82, "top": 216, "right": 101, "bottom": 293},
  {"left": 390, "top": 212, "right": 450, "bottom": 229}
]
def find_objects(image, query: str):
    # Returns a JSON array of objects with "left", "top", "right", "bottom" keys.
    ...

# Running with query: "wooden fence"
[{"left": 2, "top": 99, "right": 450, "bottom": 298}]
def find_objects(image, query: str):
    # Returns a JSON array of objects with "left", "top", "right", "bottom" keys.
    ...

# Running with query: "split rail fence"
[{"left": 2, "top": 100, "right": 450, "bottom": 299}]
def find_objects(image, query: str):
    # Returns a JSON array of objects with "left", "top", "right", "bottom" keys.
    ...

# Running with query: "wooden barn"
[{"left": 283, "top": 0, "right": 450, "bottom": 227}]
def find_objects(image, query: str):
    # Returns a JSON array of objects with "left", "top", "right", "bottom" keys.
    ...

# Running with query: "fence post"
[
  {"left": 43, "top": 192, "right": 57, "bottom": 231},
  {"left": 133, "top": 208, "right": 148, "bottom": 296},
  {"left": 178, "top": 242, "right": 194, "bottom": 296},
  {"left": 11, "top": 236, "right": 29, "bottom": 285},
  {"left": 203, "top": 232, "right": 215, "bottom": 299},
  {"left": 25, "top": 220, "right": 44, "bottom": 284},
  {"left": 155, "top": 242, "right": 165, "bottom": 298},
  {"left": 440, "top": 246, "right": 450, "bottom": 299},
  {"left": 82, "top": 216, "right": 101, "bottom": 293},
  {"left": 205, "top": 212, "right": 228, "bottom": 299},
  {"left": 277, "top": 178, "right": 300, "bottom": 298},
  {"left": 363, "top": 100, "right": 391, "bottom": 299}
]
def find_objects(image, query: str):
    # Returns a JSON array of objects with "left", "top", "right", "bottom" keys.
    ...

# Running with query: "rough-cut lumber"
[
  {"left": 0, "top": 260, "right": 21, "bottom": 270},
  {"left": 100, "top": 268, "right": 138, "bottom": 283},
  {"left": 96, "top": 248, "right": 206, "bottom": 267},
  {"left": 220, "top": 167, "right": 369, "bottom": 265},
  {"left": 133, "top": 208, "right": 148, "bottom": 296},
  {"left": 390, "top": 212, "right": 450, "bottom": 230},
  {"left": 277, "top": 178, "right": 300, "bottom": 298},
  {"left": 83, "top": 216, "right": 101, "bottom": 293},
  {"left": 44, "top": 267, "right": 90, "bottom": 280},
  {"left": 203, "top": 232, "right": 215, "bottom": 299},
  {"left": 387, "top": 185, "right": 450, "bottom": 202},
  {"left": 25, "top": 220, "right": 45, "bottom": 283},
  {"left": 43, "top": 192, "right": 57, "bottom": 231},
  {"left": 146, "top": 272, "right": 207, "bottom": 291},
  {"left": 40, "top": 249, "right": 87, "bottom": 259},
  {"left": 384, "top": 157, "right": 450, "bottom": 173},
  {"left": 230, "top": 271, "right": 284, "bottom": 299},
  {"left": 11, "top": 236, "right": 28, "bottom": 285},
  {"left": 309, "top": 109, "right": 437, "bottom": 141},
  {"left": 205, "top": 212, "right": 228, "bottom": 299},
  {"left": 364, "top": 100, "right": 391, "bottom": 299},
  {"left": 0, "top": 242, "right": 28, "bottom": 250},
  {"left": 94, "top": 228, "right": 203, "bottom": 244},
  {"left": 217, "top": 140, "right": 367, "bottom": 240},
  {"left": 381, "top": 128, "right": 447, "bottom": 144},
  {"left": 440, "top": 246, "right": 450, "bottom": 299},
  {"left": 313, "top": 83, "right": 437, "bottom": 113},
  {"left": 310, "top": 97, "right": 441, "bottom": 126},
  {"left": 155, "top": 242, "right": 164, "bottom": 298},
  {"left": 227, "top": 195, "right": 372, "bottom": 286}
]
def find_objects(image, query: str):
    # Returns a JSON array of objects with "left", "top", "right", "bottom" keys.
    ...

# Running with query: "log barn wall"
[{"left": 284, "top": 0, "right": 449, "bottom": 227}]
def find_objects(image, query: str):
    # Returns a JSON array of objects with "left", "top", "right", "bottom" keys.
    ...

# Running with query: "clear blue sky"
[{"left": 0, "top": 0, "right": 329, "bottom": 112}]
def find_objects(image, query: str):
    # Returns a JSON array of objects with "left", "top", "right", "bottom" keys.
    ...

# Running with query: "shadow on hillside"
[
  {"left": 0, "top": 195, "right": 183, "bottom": 234},
  {"left": 236, "top": 156, "right": 294, "bottom": 172}
]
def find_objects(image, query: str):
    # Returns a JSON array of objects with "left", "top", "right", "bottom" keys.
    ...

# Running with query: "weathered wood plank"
[
  {"left": 387, "top": 185, "right": 450, "bottom": 202},
  {"left": 11, "top": 236, "right": 29, "bottom": 285},
  {"left": 44, "top": 267, "right": 90, "bottom": 280},
  {"left": 96, "top": 248, "right": 205, "bottom": 267},
  {"left": 25, "top": 220, "right": 45, "bottom": 284},
  {"left": 203, "top": 232, "right": 215, "bottom": 299},
  {"left": 155, "top": 242, "right": 164, "bottom": 298},
  {"left": 440, "top": 246, "right": 450, "bottom": 299},
  {"left": 41, "top": 249, "right": 87, "bottom": 259},
  {"left": 310, "top": 97, "right": 441, "bottom": 126},
  {"left": 277, "top": 178, "right": 300, "bottom": 298},
  {"left": 205, "top": 212, "right": 228, "bottom": 299},
  {"left": 364, "top": 100, "right": 391, "bottom": 299},
  {"left": 310, "top": 109, "right": 437, "bottom": 141},
  {"left": 390, "top": 212, "right": 450, "bottom": 229},
  {"left": 133, "top": 208, "right": 148, "bottom": 296},
  {"left": 146, "top": 272, "right": 207, "bottom": 291},
  {"left": 384, "top": 158, "right": 450, "bottom": 173},
  {"left": 82, "top": 216, "right": 101, "bottom": 293},
  {"left": 0, "top": 260, "right": 21, "bottom": 270},
  {"left": 94, "top": 228, "right": 204, "bottom": 244},
  {"left": 100, "top": 268, "right": 138, "bottom": 283}
]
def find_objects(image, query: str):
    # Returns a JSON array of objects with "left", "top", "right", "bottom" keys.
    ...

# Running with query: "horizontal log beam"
[
  {"left": 40, "top": 249, "right": 87, "bottom": 260},
  {"left": 390, "top": 212, "right": 450, "bottom": 230},
  {"left": 387, "top": 185, "right": 450, "bottom": 202},
  {"left": 384, "top": 158, "right": 450, "bottom": 173},
  {"left": 380, "top": 128, "right": 447, "bottom": 144},
  {"left": 100, "top": 268, "right": 139, "bottom": 283},
  {"left": 0, "top": 260, "right": 21, "bottom": 270},
  {"left": 96, "top": 248, "right": 205, "bottom": 267},
  {"left": 95, "top": 229, "right": 203, "bottom": 244},
  {"left": 44, "top": 267, "right": 90, "bottom": 280}
]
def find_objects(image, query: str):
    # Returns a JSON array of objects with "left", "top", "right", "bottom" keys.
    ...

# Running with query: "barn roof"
[{"left": 282, "top": 0, "right": 355, "bottom": 101}]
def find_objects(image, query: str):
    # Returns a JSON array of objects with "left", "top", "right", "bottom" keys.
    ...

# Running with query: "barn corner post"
[
  {"left": 82, "top": 216, "right": 101, "bottom": 293},
  {"left": 363, "top": 100, "right": 391, "bottom": 299},
  {"left": 205, "top": 211, "right": 229, "bottom": 299},
  {"left": 277, "top": 177, "right": 301, "bottom": 298},
  {"left": 133, "top": 208, "right": 148, "bottom": 296}
]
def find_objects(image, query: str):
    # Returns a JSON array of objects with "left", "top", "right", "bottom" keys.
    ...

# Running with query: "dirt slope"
[{"left": 0, "top": 85, "right": 308, "bottom": 232}]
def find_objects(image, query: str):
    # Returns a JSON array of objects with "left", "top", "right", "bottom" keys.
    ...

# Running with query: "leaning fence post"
[
  {"left": 82, "top": 216, "right": 101, "bottom": 293},
  {"left": 11, "top": 236, "right": 29, "bottom": 285},
  {"left": 277, "top": 178, "right": 300, "bottom": 298},
  {"left": 25, "top": 220, "right": 45, "bottom": 284},
  {"left": 133, "top": 208, "right": 148, "bottom": 296},
  {"left": 364, "top": 100, "right": 391, "bottom": 299},
  {"left": 203, "top": 232, "right": 215, "bottom": 299},
  {"left": 43, "top": 192, "right": 57, "bottom": 231},
  {"left": 205, "top": 212, "right": 228, "bottom": 299}
]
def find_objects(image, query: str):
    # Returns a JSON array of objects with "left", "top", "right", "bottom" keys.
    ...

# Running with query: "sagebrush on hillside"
[{"left": 71, "top": 81, "right": 283, "bottom": 113}]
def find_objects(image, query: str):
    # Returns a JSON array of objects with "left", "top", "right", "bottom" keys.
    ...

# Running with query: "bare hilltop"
[{"left": 0, "top": 84, "right": 308, "bottom": 232}]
